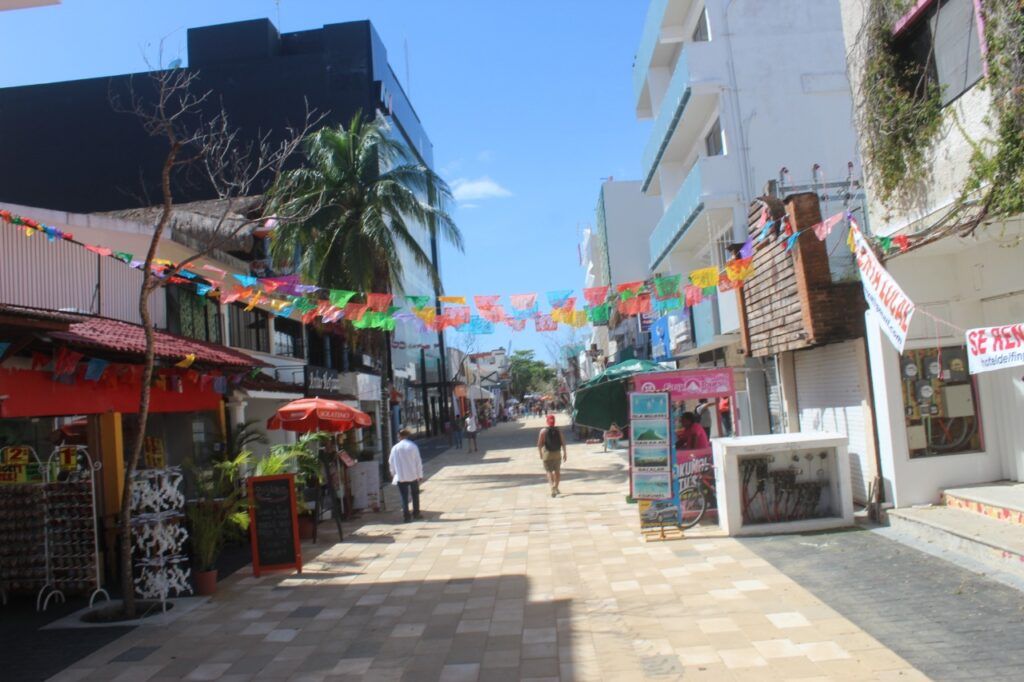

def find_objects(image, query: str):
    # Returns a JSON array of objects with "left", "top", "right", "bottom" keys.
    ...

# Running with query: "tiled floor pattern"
[{"left": 50, "top": 418, "right": 925, "bottom": 681}]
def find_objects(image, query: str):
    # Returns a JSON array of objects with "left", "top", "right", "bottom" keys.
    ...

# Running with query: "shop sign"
[
  {"left": 58, "top": 445, "right": 79, "bottom": 471},
  {"left": 0, "top": 463, "right": 25, "bottom": 483},
  {"left": 144, "top": 436, "right": 166, "bottom": 469},
  {"left": 633, "top": 368, "right": 734, "bottom": 400},
  {"left": 851, "top": 224, "right": 915, "bottom": 352},
  {"left": 304, "top": 366, "right": 342, "bottom": 396},
  {"left": 966, "top": 323, "right": 1024, "bottom": 374},
  {"left": 0, "top": 445, "right": 32, "bottom": 483}
]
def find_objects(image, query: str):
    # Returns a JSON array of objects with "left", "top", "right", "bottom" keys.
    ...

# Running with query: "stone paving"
[{"left": 50, "top": 417, "right": 925, "bottom": 681}]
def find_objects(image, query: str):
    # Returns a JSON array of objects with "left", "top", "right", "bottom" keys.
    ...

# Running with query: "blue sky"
[{"left": 0, "top": 0, "right": 651, "bottom": 362}]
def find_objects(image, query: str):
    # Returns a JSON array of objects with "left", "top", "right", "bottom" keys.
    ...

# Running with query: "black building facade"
[{"left": 0, "top": 18, "right": 433, "bottom": 212}]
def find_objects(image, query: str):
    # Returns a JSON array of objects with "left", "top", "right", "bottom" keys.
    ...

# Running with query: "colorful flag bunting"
[
  {"left": 175, "top": 354, "right": 197, "bottom": 369},
  {"left": 329, "top": 289, "right": 357, "bottom": 308},
  {"left": 509, "top": 293, "right": 537, "bottom": 310},
  {"left": 586, "top": 303, "right": 611, "bottom": 325},
  {"left": 344, "top": 302, "right": 368, "bottom": 321},
  {"left": 233, "top": 274, "right": 259, "bottom": 287},
  {"left": 84, "top": 245, "right": 113, "bottom": 257},
  {"left": 684, "top": 284, "right": 703, "bottom": 307},
  {"left": 739, "top": 236, "right": 754, "bottom": 259},
  {"left": 653, "top": 296, "right": 683, "bottom": 313},
  {"left": 785, "top": 232, "right": 800, "bottom": 251},
  {"left": 726, "top": 257, "right": 754, "bottom": 283},
  {"left": 439, "top": 295, "right": 466, "bottom": 305},
  {"left": 506, "top": 318, "right": 526, "bottom": 332},
  {"left": 583, "top": 286, "right": 609, "bottom": 307},
  {"left": 535, "top": 314, "right": 558, "bottom": 332},
  {"left": 474, "top": 295, "right": 500, "bottom": 310},
  {"left": 689, "top": 267, "right": 718, "bottom": 289},
  {"left": 366, "top": 293, "right": 393, "bottom": 312},
  {"left": 546, "top": 290, "right": 574, "bottom": 308},
  {"left": 617, "top": 281, "right": 644, "bottom": 299},
  {"left": 407, "top": 295, "right": 431, "bottom": 309},
  {"left": 652, "top": 275, "right": 681, "bottom": 300},
  {"left": 812, "top": 212, "right": 845, "bottom": 241},
  {"left": 84, "top": 358, "right": 109, "bottom": 382}
]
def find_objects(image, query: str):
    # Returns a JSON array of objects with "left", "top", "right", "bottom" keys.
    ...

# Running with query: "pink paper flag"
[{"left": 812, "top": 212, "right": 845, "bottom": 241}]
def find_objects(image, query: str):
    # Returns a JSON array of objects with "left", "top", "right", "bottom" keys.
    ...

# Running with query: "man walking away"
[
  {"left": 465, "top": 414, "right": 479, "bottom": 453},
  {"left": 388, "top": 429, "right": 424, "bottom": 522},
  {"left": 537, "top": 415, "right": 567, "bottom": 497},
  {"left": 452, "top": 417, "right": 464, "bottom": 449}
]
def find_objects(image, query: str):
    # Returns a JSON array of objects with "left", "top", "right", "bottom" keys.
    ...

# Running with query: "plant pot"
[
  {"left": 298, "top": 514, "right": 315, "bottom": 540},
  {"left": 195, "top": 569, "right": 218, "bottom": 596}
]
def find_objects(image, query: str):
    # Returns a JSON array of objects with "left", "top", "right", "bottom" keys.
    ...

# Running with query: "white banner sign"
[
  {"left": 851, "top": 223, "right": 916, "bottom": 352},
  {"left": 966, "top": 323, "right": 1024, "bottom": 374}
]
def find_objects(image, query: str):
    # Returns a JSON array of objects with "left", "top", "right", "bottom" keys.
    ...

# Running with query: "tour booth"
[{"left": 628, "top": 368, "right": 739, "bottom": 530}]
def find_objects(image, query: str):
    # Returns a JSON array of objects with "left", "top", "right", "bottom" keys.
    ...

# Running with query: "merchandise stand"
[
  {"left": 130, "top": 467, "right": 192, "bottom": 612},
  {"left": 37, "top": 445, "right": 109, "bottom": 611},
  {"left": 0, "top": 447, "right": 45, "bottom": 607}
]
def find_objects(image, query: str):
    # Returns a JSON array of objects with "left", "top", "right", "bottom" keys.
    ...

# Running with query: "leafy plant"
[
  {"left": 227, "top": 420, "right": 269, "bottom": 461},
  {"left": 185, "top": 452, "right": 251, "bottom": 572}
]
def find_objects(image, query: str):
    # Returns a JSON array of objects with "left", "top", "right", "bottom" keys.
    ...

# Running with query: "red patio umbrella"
[{"left": 266, "top": 397, "right": 372, "bottom": 433}]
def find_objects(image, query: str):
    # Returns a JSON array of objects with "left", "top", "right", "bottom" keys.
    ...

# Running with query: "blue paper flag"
[
  {"left": 513, "top": 305, "right": 539, "bottom": 320},
  {"left": 233, "top": 274, "right": 258, "bottom": 287},
  {"left": 84, "top": 358, "right": 109, "bottom": 382},
  {"left": 546, "top": 289, "right": 574, "bottom": 309},
  {"left": 785, "top": 233, "right": 800, "bottom": 251},
  {"left": 196, "top": 283, "right": 213, "bottom": 296},
  {"left": 757, "top": 220, "right": 774, "bottom": 241},
  {"left": 178, "top": 270, "right": 198, "bottom": 280},
  {"left": 274, "top": 306, "right": 294, "bottom": 318},
  {"left": 0, "top": 342, "right": 10, "bottom": 358},
  {"left": 464, "top": 315, "right": 495, "bottom": 334}
]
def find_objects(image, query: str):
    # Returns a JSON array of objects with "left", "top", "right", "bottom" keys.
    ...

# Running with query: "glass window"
[
  {"left": 895, "top": 0, "right": 982, "bottom": 106},
  {"left": 900, "top": 345, "right": 983, "bottom": 458},
  {"left": 228, "top": 304, "right": 270, "bottom": 353},
  {"left": 692, "top": 7, "right": 710, "bottom": 42},
  {"left": 704, "top": 118, "right": 725, "bottom": 157},
  {"left": 273, "top": 317, "right": 305, "bottom": 359},
  {"left": 167, "top": 287, "right": 221, "bottom": 344}
]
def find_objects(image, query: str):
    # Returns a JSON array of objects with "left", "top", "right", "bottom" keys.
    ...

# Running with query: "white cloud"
[
  {"left": 459, "top": 203, "right": 480, "bottom": 210},
  {"left": 451, "top": 176, "right": 512, "bottom": 202}
]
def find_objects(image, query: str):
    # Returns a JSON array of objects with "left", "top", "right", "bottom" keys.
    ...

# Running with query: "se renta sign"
[
  {"left": 851, "top": 224, "right": 915, "bottom": 352},
  {"left": 966, "top": 323, "right": 1024, "bottom": 374}
]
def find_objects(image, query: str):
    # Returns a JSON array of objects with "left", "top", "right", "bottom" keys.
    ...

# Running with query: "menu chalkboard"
[{"left": 247, "top": 474, "right": 302, "bottom": 577}]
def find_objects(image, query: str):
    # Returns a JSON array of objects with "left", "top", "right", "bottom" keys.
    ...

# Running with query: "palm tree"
[
  {"left": 266, "top": 113, "right": 463, "bottom": 527},
  {"left": 267, "top": 113, "right": 462, "bottom": 292}
]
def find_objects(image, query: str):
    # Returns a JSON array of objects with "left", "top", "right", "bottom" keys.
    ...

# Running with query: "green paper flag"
[
  {"left": 879, "top": 236, "right": 892, "bottom": 253},
  {"left": 292, "top": 297, "right": 317, "bottom": 312},
  {"left": 586, "top": 302, "right": 611, "bottom": 325},
  {"left": 329, "top": 289, "right": 357, "bottom": 308},
  {"left": 653, "top": 275, "right": 682, "bottom": 300},
  {"left": 113, "top": 251, "right": 133, "bottom": 263},
  {"left": 407, "top": 295, "right": 431, "bottom": 309}
]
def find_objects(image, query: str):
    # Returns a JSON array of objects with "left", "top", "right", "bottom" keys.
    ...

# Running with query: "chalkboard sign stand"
[{"left": 247, "top": 474, "right": 303, "bottom": 578}]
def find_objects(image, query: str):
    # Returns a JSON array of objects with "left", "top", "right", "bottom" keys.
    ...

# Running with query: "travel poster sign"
[{"left": 629, "top": 392, "right": 673, "bottom": 501}]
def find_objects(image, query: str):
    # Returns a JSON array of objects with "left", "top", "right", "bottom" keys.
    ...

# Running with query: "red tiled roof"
[{"left": 50, "top": 316, "right": 262, "bottom": 368}]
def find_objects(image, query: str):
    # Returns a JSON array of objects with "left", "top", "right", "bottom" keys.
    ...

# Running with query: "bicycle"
[{"left": 677, "top": 467, "right": 717, "bottom": 529}]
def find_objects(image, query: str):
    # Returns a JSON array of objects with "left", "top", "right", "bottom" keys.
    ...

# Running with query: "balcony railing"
[
  {"left": 633, "top": 0, "right": 669, "bottom": 102},
  {"left": 648, "top": 162, "right": 704, "bottom": 270},
  {"left": 641, "top": 48, "right": 692, "bottom": 192}
]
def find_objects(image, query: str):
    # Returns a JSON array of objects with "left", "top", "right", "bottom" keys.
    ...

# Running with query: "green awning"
[{"left": 572, "top": 359, "right": 665, "bottom": 431}]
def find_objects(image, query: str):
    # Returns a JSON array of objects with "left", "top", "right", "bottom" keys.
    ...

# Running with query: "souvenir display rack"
[
  {"left": 0, "top": 447, "right": 46, "bottom": 606},
  {"left": 130, "top": 467, "right": 191, "bottom": 610},
  {"left": 37, "top": 445, "right": 109, "bottom": 611}
]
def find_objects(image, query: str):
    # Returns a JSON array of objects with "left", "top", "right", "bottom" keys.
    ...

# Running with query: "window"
[
  {"left": 273, "top": 317, "right": 305, "bottom": 359},
  {"left": 227, "top": 304, "right": 270, "bottom": 353},
  {"left": 704, "top": 118, "right": 725, "bottom": 157},
  {"left": 895, "top": 0, "right": 983, "bottom": 106},
  {"left": 167, "top": 287, "right": 221, "bottom": 344},
  {"left": 900, "top": 345, "right": 983, "bottom": 458},
  {"left": 692, "top": 7, "right": 710, "bottom": 42}
]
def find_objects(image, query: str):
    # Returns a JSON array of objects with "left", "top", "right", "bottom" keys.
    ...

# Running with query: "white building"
[
  {"left": 633, "top": 0, "right": 861, "bottom": 361},
  {"left": 590, "top": 180, "right": 663, "bottom": 364},
  {"left": 840, "top": 0, "right": 1024, "bottom": 507}
]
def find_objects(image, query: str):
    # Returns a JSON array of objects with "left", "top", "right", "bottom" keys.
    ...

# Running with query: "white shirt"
[
  {"left": 388, "top": 438, "right": 423, "bottom": 484},
  {"left": 465, "top": 416, "right": 478, "bottom": 433}
]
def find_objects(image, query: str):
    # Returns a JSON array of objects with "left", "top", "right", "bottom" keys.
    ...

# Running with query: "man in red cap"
[{"left": 537, "top": 414, "right": 567, "bottom": 497}]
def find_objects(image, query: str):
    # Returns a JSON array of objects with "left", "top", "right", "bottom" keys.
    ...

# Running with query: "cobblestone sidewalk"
[{"left": 50, "top": 417, "right": 924, "bottom": 681}]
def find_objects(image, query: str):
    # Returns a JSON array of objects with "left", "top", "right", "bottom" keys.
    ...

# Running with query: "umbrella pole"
[{"left": 321, "top": 437, "right": 345, "bottom": 542}]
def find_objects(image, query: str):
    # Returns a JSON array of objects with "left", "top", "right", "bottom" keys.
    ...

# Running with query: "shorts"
[{"left": 542, "top": 451, "right": 562, "bottom": 473}]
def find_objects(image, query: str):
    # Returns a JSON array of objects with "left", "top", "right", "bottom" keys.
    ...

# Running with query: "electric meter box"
[{"left": 712, "top": 432, "right": 855, "bottom": 536}]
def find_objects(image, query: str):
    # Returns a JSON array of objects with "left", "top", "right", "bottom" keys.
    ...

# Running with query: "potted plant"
[
  {"left": 267, "top": 434, "right": 329, "bottom": 540},
  {"left": 185, "top": 453, "right": 250, "bottom": 596}
]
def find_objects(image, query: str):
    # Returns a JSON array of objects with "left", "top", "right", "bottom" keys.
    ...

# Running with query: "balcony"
[
  {"left": 633, "top": 0, "right": 670, "bottom": 103},
  {"left": 641, "top": 40, "right": 725, "bottom": 192},
  {"left": 648, "top": 155, "right": 739, "bottom": 270}
]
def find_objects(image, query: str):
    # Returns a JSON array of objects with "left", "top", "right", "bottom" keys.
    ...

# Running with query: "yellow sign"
[
  {"left": 58, "top": 446, "right": 79, "bottom": 471},
  {"left": 0, "top": 463, "right": 25, "bottom": 483},
  {"left": 144, "top": 437, "right": 166, "bottom": 469},
  {"left": 2, "top": 446, "right": 31, "bottom": 466}
]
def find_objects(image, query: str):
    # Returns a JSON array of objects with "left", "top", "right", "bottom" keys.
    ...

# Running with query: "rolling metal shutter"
[{"left": 795, "top": 340, "right": 873, "bottom": 504}]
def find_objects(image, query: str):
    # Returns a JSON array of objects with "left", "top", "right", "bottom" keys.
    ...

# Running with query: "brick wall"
[{"left": 738, "top": 192, "right": 865, "bottom": 358}]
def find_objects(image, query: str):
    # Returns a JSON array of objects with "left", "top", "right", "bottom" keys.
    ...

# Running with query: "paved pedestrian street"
[{"left": 53, "top": 417, "right": 930, "bottom": 682}]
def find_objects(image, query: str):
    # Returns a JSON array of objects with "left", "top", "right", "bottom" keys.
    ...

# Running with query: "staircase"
[{"left": 886, "top": 482, "right": 1024, "bottom": 582}]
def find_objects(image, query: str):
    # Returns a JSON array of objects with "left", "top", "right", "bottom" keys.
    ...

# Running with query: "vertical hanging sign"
[{"left": 629, "top": 392, "right": 674, "bottom": 502}]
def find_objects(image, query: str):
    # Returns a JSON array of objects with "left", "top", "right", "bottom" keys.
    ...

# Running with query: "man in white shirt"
[
  {"left": 388, "top": 429, "right": 424, "bottom": 522},
  {"left": 465, "top": 415, "right": 478, "bottom": 453}
]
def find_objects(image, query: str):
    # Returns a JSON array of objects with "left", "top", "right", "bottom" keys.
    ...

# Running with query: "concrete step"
[
  {"left": 887, "top": 505, "right": 1024, "bottom": 581},
  {"left": 943, "top": 482, "right": 1024, "bottom": 528}
]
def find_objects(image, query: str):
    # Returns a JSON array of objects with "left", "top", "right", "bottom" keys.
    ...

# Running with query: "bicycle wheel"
[{"left": 678, "top": 486, "right": 707, "bottom": 529}]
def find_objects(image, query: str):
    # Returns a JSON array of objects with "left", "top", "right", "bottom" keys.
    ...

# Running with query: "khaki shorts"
[{"left": 542, "top": 451, "right": 562, "bottom": 473}]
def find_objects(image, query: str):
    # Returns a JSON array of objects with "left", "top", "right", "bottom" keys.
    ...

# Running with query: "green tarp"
[{"left": 572, "top": 359, "right": 665, "bottom": 431}]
